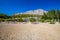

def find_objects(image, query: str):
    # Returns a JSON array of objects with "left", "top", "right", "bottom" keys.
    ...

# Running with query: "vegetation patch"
[{"left": 0, "top": 9, "right": 60, "bottom": 24}]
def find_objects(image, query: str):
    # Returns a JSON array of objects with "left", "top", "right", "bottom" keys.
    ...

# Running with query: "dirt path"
[{"left": 0, "top": 23, "right": 60, "bottom": 40}]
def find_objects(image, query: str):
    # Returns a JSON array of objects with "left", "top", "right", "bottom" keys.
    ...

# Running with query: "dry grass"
[{"left": 0, "top": 22, "right": 60, "bottom": 40}]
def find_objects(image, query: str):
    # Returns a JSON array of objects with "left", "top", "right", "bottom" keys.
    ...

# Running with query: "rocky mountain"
[{"left": 15, "top": 9, "right": 48, "bottom": 15}]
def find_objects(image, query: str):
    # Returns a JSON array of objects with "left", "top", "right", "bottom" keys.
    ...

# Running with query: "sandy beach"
[{"left": 0, "top": 22, "right": 60, "bottom": 40}]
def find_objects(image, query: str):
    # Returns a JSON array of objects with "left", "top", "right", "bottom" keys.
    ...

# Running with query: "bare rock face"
[
  {"left": 0, "top": 23, "right": 60, "bottom": 40},
  {"left": 15, "top": 9, "right": 48, "bottom": 15}
]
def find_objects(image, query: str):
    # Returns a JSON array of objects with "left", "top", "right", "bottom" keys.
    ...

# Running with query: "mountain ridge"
[{"left": 14, "top": 9, "right": 48, "bottom": 15}]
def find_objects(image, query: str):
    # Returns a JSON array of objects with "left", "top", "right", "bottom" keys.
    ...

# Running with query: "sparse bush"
[
  {"left": 58, "top": 19, "right": 60, "bottom": 23},
  {"left": 0, "top": 19, "right": 5, "bottom": 22},
  {"left": 38, "top": 19, "right": 45, "bottom": 22},
  {"left": 0, "top": 19, "right": 2, "bottom": 22},
  {"left": 45, "top": 19, "right": 50, "bottom": 22},
  {"left": 29, "top": 18, "right": 36, "bottom": 22},
  {"left": 50, "top": 19, "right": 55, "bottom": 24},
  {"left": 19, "top": 18, "right": 23, "bottom": 22}
]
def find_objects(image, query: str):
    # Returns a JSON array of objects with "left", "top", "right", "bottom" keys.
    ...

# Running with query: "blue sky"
[{"left": 0, "top": 0, "right": 60, "bottom": 15}]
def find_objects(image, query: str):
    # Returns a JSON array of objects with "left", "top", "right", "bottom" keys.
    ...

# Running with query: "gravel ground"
[{"left": 0, "top": 22, "right": 60, "bottom": 40}]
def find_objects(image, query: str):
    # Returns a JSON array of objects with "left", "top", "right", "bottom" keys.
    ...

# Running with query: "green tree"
[
  {"left": 56, "top": 10, "right": 60, "bottom": 22},
  {"left": 47, "top": 9, "right": 56, "bottom": 19},
  {"left": 0, "top": 13, "right": 8, "bottom": 19}
]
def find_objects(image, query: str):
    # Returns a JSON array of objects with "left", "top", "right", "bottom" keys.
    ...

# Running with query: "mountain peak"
[
  {"left": 15, "top": 9, "right": 48, "bottom": 15},
  {"left": 23, "top": 9, "right": 48, "bottom": 15}
]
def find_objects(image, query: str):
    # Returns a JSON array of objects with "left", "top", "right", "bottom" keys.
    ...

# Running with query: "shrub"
[
  {"left": 50, "top": 19, "right": 55, "bottom": 24},
  {"left": 45, "top": 19, "right": 50, "bottom": 22},
  {"left": 0, "top": 19, "right": 2, "bottom": 22},
  {"left": 29, "top": 18, "right": 36, "bottom": 22},
  {"left": 0, "top": 19, "right": 5, "bottom": 22},
  {"left": 19, "top": 18, "right": 23, "bottom": 22},
  {"left": 38, "top": 19, "right": 45, "bottom": 22},
  {"left": 58, "top": 19, "right": 60, "bottom": 23}
]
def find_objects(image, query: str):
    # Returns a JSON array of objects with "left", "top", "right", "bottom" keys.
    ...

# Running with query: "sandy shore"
[{"left": 0, "top": 22, "right": 60, "bottom": 40}]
